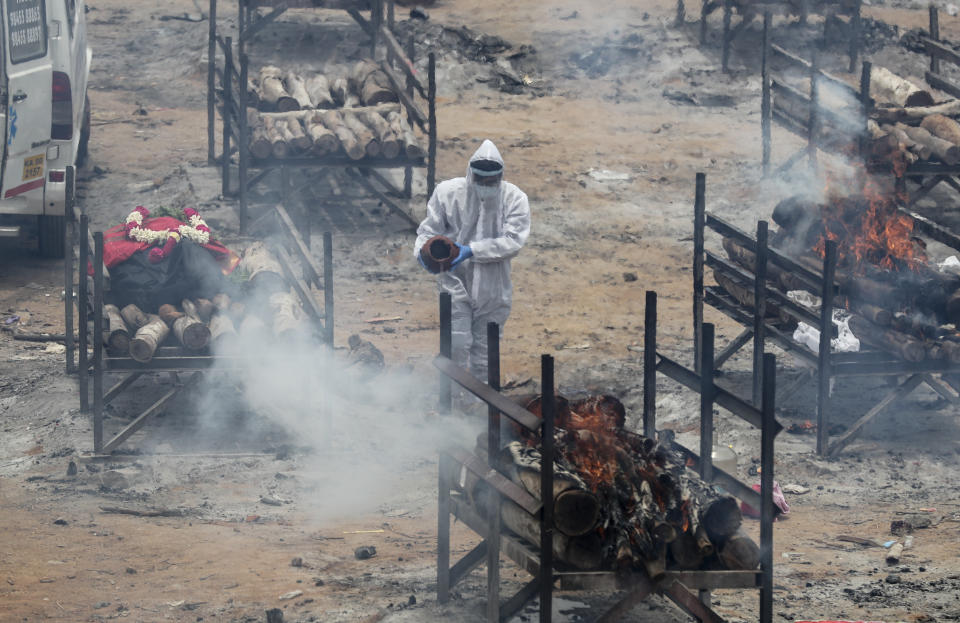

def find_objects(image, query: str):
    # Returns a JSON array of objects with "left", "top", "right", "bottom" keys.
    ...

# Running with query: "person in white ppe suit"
[{"left": 414, "top": 139, "right": 531, "bottom": 384}]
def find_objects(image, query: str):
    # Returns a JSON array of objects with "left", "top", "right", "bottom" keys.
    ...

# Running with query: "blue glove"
[
  {"left": 450, "top": 244, "right": 473, "bottom": 269},
  {"left": 418, "top": 252, "right": 440, "bottom": 274}
]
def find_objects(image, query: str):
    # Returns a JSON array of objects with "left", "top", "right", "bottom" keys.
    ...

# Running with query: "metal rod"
[
  {"left": 759, "top": 353, "right": 776, "bottom": 623},
  {"left": 78, "top": 214, "right": 89, "bottom": 412},
  {"left": 437, "top": 452, "right": 451, "bottom": 603},
  {"left": 721, "top": 0, "right": 732, "bottom": 72},
  {"left": 808, "top": 47, "right": 820, "bottom": 172},
  {"left": 752, "top": 221, "right": 768, "bottom": 406},
  {"left": 239, "top": 51, "right": 249, "bottom": 234},
  {"left": 222, "top": 36, "right": 233, "bottom": 198},
  {"left": 816, "top": 241, "right": 836, "bottom": 455},
  {"left": 427, "top": 53, "right": 437, "bottom": 197},
  {"left": 829, "top": 374, "right": 924, "bottom": 456},
  {"left": 859, "top": 60, "right": 872, "bottom": 170},
  {"left": 207, "top": 0, "right": 217, "bottom": 165},
  {"left": 93, "top": 232, "right": 104, "bottom": 454},
  {"left": 699, "top": 323, "right": 715, "bottom": 483},
  {"left": 387, "top": 0, "right": 394, "bottom": 30},
  {"left": 486, "top": 321, "right": 501, "bottom": 622},
  {"left": 643, "top": 290, "right": 657, "bottom": 439},
  {"left": 713, "top": 328, "right": 753, "bottom": 370},
  {"left": 693, "top": 172, "right": 706, "bottom": 373},
  {"left": 931, "top": 5, "right": 940, "bottom": 74},
  {"left": 403, "top": 35, "right": 415, "bottom": 199},
  {"left": 323, "top": 231, "right": 334, "bottom": 348},
  {"left": 539, "top": 354, "right": 555, "bottom": 623},
  {"left": 699, "top": 0, "right": 709, "bottom": 44},
  {"left": 440, "top": 292, "right": 452, "bottom": 415},
  {"left": 761, "top": 11, "right": 771, "bottom": 176},
  {"left": 64, "top": 209, "right": 75, "bottom": 374},
  {"left": 848, "top": 0, "right": 862, "bottom": 74},
  {"left": 371, "top": 0, "right": 382, "bottom": 59},
  {"left": 675, "top": 0, "right": 685, "bottom": 26}
]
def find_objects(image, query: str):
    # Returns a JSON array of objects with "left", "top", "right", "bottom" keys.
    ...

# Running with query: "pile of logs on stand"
[
  {"left": 101, "top": 242, "right": 314, "bottom": 362},
  {"left": 244, "top": 61, "right": 424, "bottom": 161},
  {"left": 451, "top": 395, "right": 760, "bottom": 577},
  {"left": 716, "top": 193, "right": 960, "bottom": 363},
  {"left": 864, "top": 66, "right": 960, "bottom": 170}
]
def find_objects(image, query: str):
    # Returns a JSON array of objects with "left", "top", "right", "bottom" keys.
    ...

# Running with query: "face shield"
[{"left": 470, "top": 159, "right": 503, "bottom": 200}]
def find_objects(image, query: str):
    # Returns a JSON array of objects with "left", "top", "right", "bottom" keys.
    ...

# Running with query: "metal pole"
[
  {"left": 239, "top": 52, "right": 249, "bottom": 234},
  {"left": 753, "top": 221, "right": 768, "bottom": 407},
  {"left": 699, "top": 322, "right": 715, "bottom": 484},
  {"left": 858, "top": 60, "right": 872, "bottom": 174},
  {"left": 816, "top": 241, "right": 837, "bottom": 455},
  {"left": 323, "top": 231, "right": 334, "bottom": 348},
  {"left": 371, "top": 0, "right": 382, "bottom": 59},
  {"left": 721, "top": 0, "right": 732, "bottom": 73},
  {"left": 675, "top": 0, "right": 685, "bottom": 26},
  {"left": 427, "top": 53, "right": 437, "bottom": 198},
  {"left": 759, "top": 353, "right": 776, "bottom": 623},
  {"left": 207, "top": 0, "right": 217, "bottom": 165},
  {"left": 848, "top": 0, "right": 862, "bottom": 74},
  {"left": 930, "top": 6, "right": 941, "bottom": 74},
  {"left": 437, "top": 453, "right": 451, "bottom": 603},
  {"left": 808, "top": 47, "right": 820, "bottom": 173},
  {"left": 403, "top": 36, "right": 415, "bottom": 198},
  {"left": 761, "top": 11, "right": 771, "bottom": 176},
  {"left": 64, "top": 211, "right": 75, "bottom": 374},
  {"left": 222, "top": 36, "right": 233, "bottom": 198},
  {"left": 78, "top": 214, "right": 89, "bottom": 412},
  {"left": 486, "top": 321, "right": 501, "bottom": 622},
  {"left": 539, "top": 354, "right": 555, "bottom": 623},
  {"left": 643, "top": 291, "right": 657, "bottom": 438},
  {"left": 440, "top": 292, "right": 452, "bottom": 414},
  {"left": 93, "top": 232, "right": 104, "bottom": 454},
  {"left": 693, "top": 173, "right": 706, "bottom": 374}
]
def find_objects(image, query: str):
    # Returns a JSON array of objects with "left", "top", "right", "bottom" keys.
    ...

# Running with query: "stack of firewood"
[
  {"left": 715, "top": 196, "right": 960, "bottom": 363},
  {"left": 250, "top": 61, "right": 399, "bottom": 112},
  {"left": 101, "top": 242, "right": 315, "bottom": 362},
  {"left": 454, "top": 395, "right": 759, "bottom": 576}
]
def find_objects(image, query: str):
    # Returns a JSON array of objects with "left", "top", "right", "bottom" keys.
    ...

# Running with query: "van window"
[{"left": 6, "top": 0, "right": 48, "bottom": 63}]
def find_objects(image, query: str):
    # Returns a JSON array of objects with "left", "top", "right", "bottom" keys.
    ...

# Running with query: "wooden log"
[
  {"left": 212, "top": 293, "right": 232, "bottom": 313},
  {"left": 509, "top": 464, "right": 603, "bottom": 538},
  {"left": 669, "top": 529, "right": 704, "bottom": 570},
  {"left": 920, "top": 113, "right": 960, "bottom": 146},
  {"left": 119, "top": 304, "right": 150, "bottom": 330},
  {"left": 284, "top": 117, "right": 313, "bottom": 153},
  {"left": 247, "top": 79, "right": 260, "bottom": 110},
  {"left": 341, "top": 111, "right": 380, "bottom": 158},
  {"left": 192, "top": 298, "right": 215, "bottom": 323},
  {"left": 157, "top": 303, "right": 184, "bottom": 325},
  {"left": 269, "top": 291, "right": 310, "bottom": 340},
  {"left": 275, "top": 119, "right": 297, "bottom": 156},
  {"left": 248, "top": 110, "right": 273, "bottom": 160},
  {"left": 261, "top": 116, "right": 289, "bottom": 160},
  {"left": 158, "top": 304, "right": 210, "bottom": 350},
  {"left": 848, "top": 314, "right": 926, "bottom": 361},
  {"left": 880, "top": 123, "right": 931, "bottom": 159},
  {"left": 331, "top": 77, "right": 360, "bottom": 108},
  {"left": 239, "top": 313, "right": 268, "bottom": 341},
  {"left": 129, "top": 314, "right": 170, "bottom": 363},
  {"left": 713, "top": 270, "right": 795, "bottom": 328},
  {"left": 869, "top": 66, "right": 934, "bottom": 108},
  {"left": 358, "top": 110, "right": 400, "bottom": 159},
  {"left": 319, "top": 110, "right": 364, "bottom": 160},
  {"left": 305, "top": 115, "right": 339, "bottom": 155},
  {"left": 208, "top": 313, "right": 237, "bottom": 346},
  {"left": 284, "top": 72, "right": 312, "bottom": 110},
  {"left": 259, "top": 66, "right": 299, "bottom": 112},
  {"left": 304, "top": 74, "right": 335, "bottom": 109},
  {"left": 721, "top": 236, "right": 814, "bottom": 295},
  {"left": 853, "top": 302, "right": 892, "bottom": 326},
  {"left": 259, "top": 104, "right": 401, "bottom": 120},
  {"left": 103, "top": 304, "right": 131, "bottom": 354},
  {"left": 699, "top": 494, "right": 743, "bottom": 542},
  {"left": 939, "top": 340, "right": 960, "bottom": 364},
  {"left": 897, "top": 123, "right": 960, "bottom": 165},
  {"left": 350, "top": 60, "right": 398, "bottom": 106},
  {"left": 873, "top": 99, "right": 960, "bottom": 124},
  {"left": 718, "top": 528, "right": 761, "bottom": 570},
  {"left": 387, "top": 111, "right": 424, "bottom": 158},
  {"left": 240, "top": 242, "right": 287, "bottom": 295}
]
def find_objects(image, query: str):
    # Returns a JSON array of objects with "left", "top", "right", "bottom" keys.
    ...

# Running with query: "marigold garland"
[{"left": 123, "top": 206, "right": 213, "bottom": 263}]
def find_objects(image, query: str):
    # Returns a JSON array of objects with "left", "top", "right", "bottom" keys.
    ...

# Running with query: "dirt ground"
[{"left": 2, "top": 0, "right": 960, "bottom": 621}]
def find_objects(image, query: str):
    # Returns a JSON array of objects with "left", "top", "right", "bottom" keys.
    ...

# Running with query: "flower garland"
[{"left": 123, "top": 206, "right": 213, "bottom": 263}]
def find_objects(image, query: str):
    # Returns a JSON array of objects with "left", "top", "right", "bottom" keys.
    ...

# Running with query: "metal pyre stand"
[
  {"left": 65, "top": 210, "right": 334, "bottom": 455},
  {"left": 434, "top": 291, "right": 779, "bottom": 622}
]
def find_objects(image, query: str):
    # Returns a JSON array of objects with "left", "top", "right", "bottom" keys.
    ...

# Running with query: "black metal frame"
[
  {"left": 679, "top": 0, "right": 861, "bottom": 74},
  {"left": 435, "top": 290, "right": 778, "bottom": 622},
  {"left": 760, "top": 10, "right": 960, "bottom": 209},
  {"left": 692, "top": 172, "right": 960, "bottom": 457},
  {"left": 66, "top": 206, "right": 334, "bottom": 455},
  {"left": 207, "top": 0, "right": 437, "bottom": 232}
]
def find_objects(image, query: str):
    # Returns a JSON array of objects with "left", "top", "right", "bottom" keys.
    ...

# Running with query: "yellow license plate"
[{"left": 22, "top": 155, "right": 44, "bottom": 181}]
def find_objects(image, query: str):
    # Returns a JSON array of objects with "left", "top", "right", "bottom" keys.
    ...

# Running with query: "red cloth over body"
[{"left": 91, "top": 217, "right": 240, "bottom": 275}]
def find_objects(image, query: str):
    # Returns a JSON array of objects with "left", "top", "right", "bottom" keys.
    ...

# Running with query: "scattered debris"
[
  {"left": 98, "top": 506, "right": 185, "bottom": 517},
  {"left": 354, "top": 546, "right": 377, "bottom": 560},
  {"left": 53, "top": 518, "right": 68, "bottom": 526},
  {"left": 278, "top": 589, "right": 302, "bottom": 600},
  {"left": 66, "top": 461, "right": 77, "bottom": 476},
  {"left": 259, "top": 496, "right": 283, "bottom": 506},
  {"left": 409, "top": 7, "right": 429, "bottom": 21},
  {"left": 99, "top": 471, "right": 130, "bottom": 491},
  {"left": 781, "top": 484, "right": 810, "bottom": 495},
  {"left": 622, "top": 272, "right": 638, "bottom": 282},
  {"left": 290, "top": 557, "right": 303, "bottom": 568},
  {"left": 837, "top": 535, "right": 880, "bottom": 548},
  {"left": 265, "top": 607, "right": 284, "bottom": 623}
]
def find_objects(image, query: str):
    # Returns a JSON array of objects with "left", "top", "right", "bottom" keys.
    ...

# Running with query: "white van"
[{"left": 0, "top": 0, "right": 91, "bottom": 258}]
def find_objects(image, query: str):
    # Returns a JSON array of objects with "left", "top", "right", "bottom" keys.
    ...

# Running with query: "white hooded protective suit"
[{"left": 414, "top": 140, "right": 531, "bottom": 380}]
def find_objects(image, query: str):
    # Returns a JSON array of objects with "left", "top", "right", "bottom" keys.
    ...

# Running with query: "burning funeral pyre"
[
  {"left": 457, "top": 395, "right": 759, "bottom": 578},
  {"left": 716, "top": 177, "right": 960, "bottom": 363}
]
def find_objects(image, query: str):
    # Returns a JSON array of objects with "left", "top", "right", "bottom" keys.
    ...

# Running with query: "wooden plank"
[
  {"left": 662, "top": 580, "right": 725, "bottom": 623},
  {"left": 378, "top": 25, "right": 427, "bottom": 98},
  {"left": 922, "top": 36, "right": 960, "bottom": 68},
  {"left": 771, "top": 44, "right": 859, "bottom": 97},
  {"left": 898, "top": 206, "right": 960, "bottom": 252},
  {"left": 377, "top": 59, "right": 427, "bottom": 129},
  {"left": 448, "top": 541, "right": 488, "bottom": 589},
  {"left": 828, "top": 373, "right": 924, "bottom": 456},
  {"left": 274, "top": 204, "right": 323, "bottom": 286},
  {"left": 102, "top": 373, "right": 203, "bottom": 453},
  {"left": 925, "top": 70, "right": 960, "bottom": 102}
]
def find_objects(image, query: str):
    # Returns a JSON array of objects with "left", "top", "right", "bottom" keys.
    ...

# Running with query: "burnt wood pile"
[
  {"left": 716, "top": 193, "right": 960, "bottom": 363},
  {"left": 454, "top": 394, "right": 759, "bottom": 578}
]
